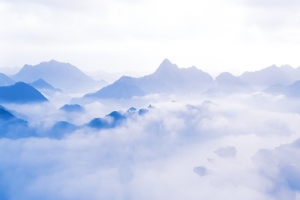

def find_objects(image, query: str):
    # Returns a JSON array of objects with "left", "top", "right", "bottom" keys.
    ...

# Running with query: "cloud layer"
[{"left": 1, "top": 94, "right": 300, "bottom": 199}]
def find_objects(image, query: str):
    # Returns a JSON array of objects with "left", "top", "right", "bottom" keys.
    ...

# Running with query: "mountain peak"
[
  {"left": 216, "top": 72, "right": 243, "bottom": 85},
  {"left": 216, "top": 72, "right": 234, "bottom": 79},
  {"left": 154, "top": 59, "right": 179, "bottom": 74},
  {"left": 30, "top": 79, "right": 56, "bottom": 90},
  {"left": 0, "top": 82, "right": 48, "bottom": 103},
  {"left": 161, "top": 58, "right": 172, "bottom": 66},
  {"left": 32, "top": 78, "right": 48, "bottom": 84},
  {"left": 266, "top": 64, "right": 278, "bottom": 70}
]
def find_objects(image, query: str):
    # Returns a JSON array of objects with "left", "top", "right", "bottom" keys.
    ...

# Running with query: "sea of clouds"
[{"left": 1, "top": 93, "right": 300, "bottom": 200}]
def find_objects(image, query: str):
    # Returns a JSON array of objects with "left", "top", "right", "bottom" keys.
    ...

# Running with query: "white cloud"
[
  {"left": 1, "top": 94, "right": 300, "bottom": 199},
  {"left": 252, "top": 139, "right": 300, "bottom": 199}
]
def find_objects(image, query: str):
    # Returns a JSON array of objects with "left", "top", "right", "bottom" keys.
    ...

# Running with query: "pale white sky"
[{"left": 1, "top": 0, "right": 300, "bottom": 76}]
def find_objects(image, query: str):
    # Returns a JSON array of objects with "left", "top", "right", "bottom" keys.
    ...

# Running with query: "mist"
[{"left": 1, "top": 92, "right": 300, "bottom": 200}]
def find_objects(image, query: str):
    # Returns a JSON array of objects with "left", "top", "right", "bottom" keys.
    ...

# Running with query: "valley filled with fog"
[{"left": 1, "top": 60, "right": 300, "bottom": 200}]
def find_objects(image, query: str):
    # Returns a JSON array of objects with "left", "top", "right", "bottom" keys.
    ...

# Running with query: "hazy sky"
[{"left": 1, "top": 0, "right": 300, "bottom": 75}]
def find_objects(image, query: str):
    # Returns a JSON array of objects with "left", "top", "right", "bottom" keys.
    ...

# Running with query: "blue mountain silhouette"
[
  {"left": 30, "top": 78, "right": 62, "bottom": 91},
  {"left": 0, "top": 105, "right": 15, "bottom": 121},
  {"left": 88, "top": 111, "right": 126, "bottom": 129},
  {"left": 138, "top": 108, "right": 148, "bottom": 115},
  {"left": 0, "top": 82, "right": 48, "bottom": 103},
  {"left": 49, "top": 121, "right": 78, "bottom": 139}
]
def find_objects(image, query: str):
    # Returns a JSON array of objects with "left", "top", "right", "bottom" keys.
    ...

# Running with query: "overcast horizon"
[{"left": 1, "top": 0, "right": 300, "bottom": 76}]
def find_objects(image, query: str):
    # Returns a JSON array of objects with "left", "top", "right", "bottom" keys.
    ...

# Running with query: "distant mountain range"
[
  {"left": 81, "top": 60, "right": 300, "bottom": 100},
  {"left": 84, "top": 59, "right": 215, "bottom": 99},
  {"left": 239, "top": 65, "right": 295, "bottom": 90},
  {"left": 11, "top": 60, "right": 108, "bottom": 93},
  {"left": 205, "top": 72, "right": 255, "bottom": 96},
  {"left": 3, "top": 59, "right": 300, "bottom": 100},
  {"left": 0, "top": 82, "right": 48, "bottom": 104}
]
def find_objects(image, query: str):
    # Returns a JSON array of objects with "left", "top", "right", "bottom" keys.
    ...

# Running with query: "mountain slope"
[
  {"left": 0, "top": 82, "right": 48, "bottom": 103},
  {"left": 0, "top": 73, "right": 15, "bottom": 86},
  {"left": 240, "top": 65, "right": 294, "bottom": 89},
  {"left": 264, "top": 80, "right": 300, "bottom": 98},
  {"left": 279, "top": 65, "right": 300, "bottom": 81},
  {"left": 205, "top": 72, "right": 255, "bottom": 96},
  {"left": 30, "top": 79, "right": 57, "bottom": 90},
  {"left": 0, "top": 105, "right": 29, "bottom": 138},
  {"left": 84, "top": 59, "right": 215, "bottom": 99},
  {"left": 84, "top": 79, "right": 146, "bottom": 99},
  {"left": 11, "top": 60, "right": 108, "bottom": 92}
]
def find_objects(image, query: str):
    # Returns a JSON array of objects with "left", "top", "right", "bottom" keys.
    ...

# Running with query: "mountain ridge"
[
  {"left": 239, "top": 64, "right": 294, "bottom": 90},
  {"left": 11, "top": 60, "right": 108, "bottom": 93},
  {"left": 84, "top": 59, "right": 215, "bottom": 99}
]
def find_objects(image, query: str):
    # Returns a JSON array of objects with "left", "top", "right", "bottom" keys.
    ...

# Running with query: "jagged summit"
[
  {"left": 154, "top": 59, "right": 179, "bottom": 75},
  {"left": 83, "top": 59, "right": 214, "bottom": 100}
]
